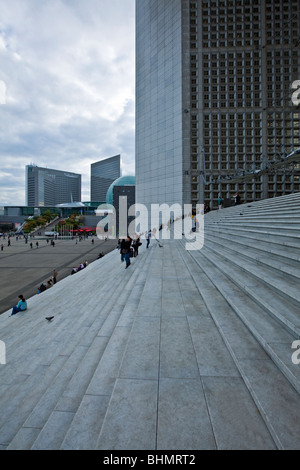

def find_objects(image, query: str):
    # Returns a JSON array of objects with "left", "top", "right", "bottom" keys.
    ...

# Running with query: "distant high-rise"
[
  {"left": 136, "top": 0, "right": 300, "bottom": 211},
  {"left": 91, "top": 155, "right": 121, "bottom": 202},
  {"left": 26, "top": 165, "right": 81, "bottom": 207}
]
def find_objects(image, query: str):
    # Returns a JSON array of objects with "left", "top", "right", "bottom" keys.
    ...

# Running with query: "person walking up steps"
[
  {"left": 120, "top": 236, "right": 132, "bottom": 269},
  {"left": 146, "top": 229, "right": 152, "bottom": 248}
]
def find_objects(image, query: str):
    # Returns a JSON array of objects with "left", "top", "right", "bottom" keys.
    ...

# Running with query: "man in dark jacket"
[{"left": 120, "top": 236, "right": 132, "bottom": 269}]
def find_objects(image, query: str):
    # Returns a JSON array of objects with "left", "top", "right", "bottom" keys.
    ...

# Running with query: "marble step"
[
  {"left": 205, "top": 222, "right": 300, "bottom": 235},
  {"left": 204, "top": 233, "right": 300, "bottom": 281},
  {"left": 204, "top": 224, "right": 300, "bottom": 250},
  {"left": 185, "top": 246, "right": 300, "bottom": 393},
  {"left": 28, "top": 248, "right": 153, "bottom": 450},
  {"left": 202, "top": 240, "right": 300, "bottom": 310},
  {"left": 206, "top": 226, "right": 300, "bottom": 263},
  {"left": 177, "top": 242, "right": 300, "bottom": 450},
  {"left": 1, "top": 248, "right": 151, "bottom": 449}
]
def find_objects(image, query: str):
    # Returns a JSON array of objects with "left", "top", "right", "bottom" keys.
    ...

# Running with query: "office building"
[
  {"left": 91, "top": 155, "right": 121, "bottom": 202},
  {"left": 135, "top": 0, "right": 300, "bottom": 211},
  {"left": 26, "top": 165, "right": 81, "bottom": 207}
]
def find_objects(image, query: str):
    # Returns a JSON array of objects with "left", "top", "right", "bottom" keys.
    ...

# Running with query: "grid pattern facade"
[
  {"left": 200, "top": 0, "right": 300, "bottom": 206},
  {"left": 91, "top": 155, "right": 121, "bottom": 202},
  {"left": 136, "top": 0, "right": 300, "bottom": 210},
  {"left": 26, "top": 166, "right": 81, "bottom": 207}
]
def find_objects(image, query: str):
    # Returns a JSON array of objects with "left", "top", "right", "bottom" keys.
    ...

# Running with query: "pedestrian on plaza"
[
  {"left": 1, "top": 244, "right": 3, "bottom": 251},
  {"left": 120, "top": 235, "right": 132, "bottom": 269},
  {"left": 53, "top": 269, "right": 58, "bottom": 284},
  {"left": 30, "top": 242, "right": 33, "bottom": 249},
  {"left": 36, "top": 241, "right": 39, "bottom": 248},
  {"left": 218, "top": 195, "right": 223, "bottom": 210},
  {"left": 10, "top": 295, "right": 27, "bottom": 316}
]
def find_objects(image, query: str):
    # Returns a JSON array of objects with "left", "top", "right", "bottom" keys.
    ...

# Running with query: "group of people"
[
  {"left": 37, "top": 269, "right": 58, "bottom": 294},
  {"left": 217, "top": 192, "right": 241, "bottom": 210},
  {"left": 71, "top": 260, "right": 89, "bottom": 275},
  {"left": 117, "top": 234, "right": 143, "bottom": 269}
]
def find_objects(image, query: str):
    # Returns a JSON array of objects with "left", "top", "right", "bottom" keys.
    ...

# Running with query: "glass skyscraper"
[
  {"left": 90, "top": 155, "right": 121, "bottom": 202},
  {"left": 135, "top": 0, "right": 300, "bottom": 211},
  {"left": 26, "top": 165, "right": 81, "bottom": 207}
]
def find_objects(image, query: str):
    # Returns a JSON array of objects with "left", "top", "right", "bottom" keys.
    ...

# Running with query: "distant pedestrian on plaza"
[
  {"left": 146, "top": 229, "right": 152, "bottom": 248},
  {"left": 36, "top": 241, "right": 39, "bottom": 248},
  {"left": 1, "top": 244, "right": 3, "bottom": 251},
  {"left": 218, "top": 196, "right": 223, "bottom": 210},
  {"left": 53, "top": 269, "right": 58, "bottom": 284},
  {"left": 120, "top": 236, "right": 132, "bottom": 269},
  {"left": 10, "top": 295, "right": 27, "bottom": 316}
]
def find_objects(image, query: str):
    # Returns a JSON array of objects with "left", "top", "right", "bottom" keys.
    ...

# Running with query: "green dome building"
[
  {"left": 105, "top": 176, "right": 135, "bottom": 236},
  {"left": 106, "top": 175, "right": 135, "bottom": 206}
]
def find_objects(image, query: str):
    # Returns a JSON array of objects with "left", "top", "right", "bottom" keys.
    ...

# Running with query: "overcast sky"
[{"left": 0, "top": 0, "right": 135, "bottom": 206}]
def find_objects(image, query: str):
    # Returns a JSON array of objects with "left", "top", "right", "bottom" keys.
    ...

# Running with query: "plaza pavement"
[{"left": 0, "top": 236, "right": 116, "bottom": 315}]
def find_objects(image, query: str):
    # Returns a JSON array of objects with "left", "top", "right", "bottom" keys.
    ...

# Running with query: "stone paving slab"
[
  {"left": 96, "top": 378, "right": 158, "bottom": 450},
  {"left": 202, "top": 376, "right": 277, "bottom": 450}
]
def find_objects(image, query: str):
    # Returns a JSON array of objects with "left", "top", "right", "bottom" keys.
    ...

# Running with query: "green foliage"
[{"left": 23, "top": 211, "right": 57, "bottom": 233}]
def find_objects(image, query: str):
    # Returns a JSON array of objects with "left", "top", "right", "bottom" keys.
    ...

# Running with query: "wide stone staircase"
[{"left": 0, "top": 192, "right": 299, "bottom": 450}]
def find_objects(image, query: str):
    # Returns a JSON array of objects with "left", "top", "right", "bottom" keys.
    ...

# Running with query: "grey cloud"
[{"left": 0, "top": 0, "right": 135, "bottom": 205}]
